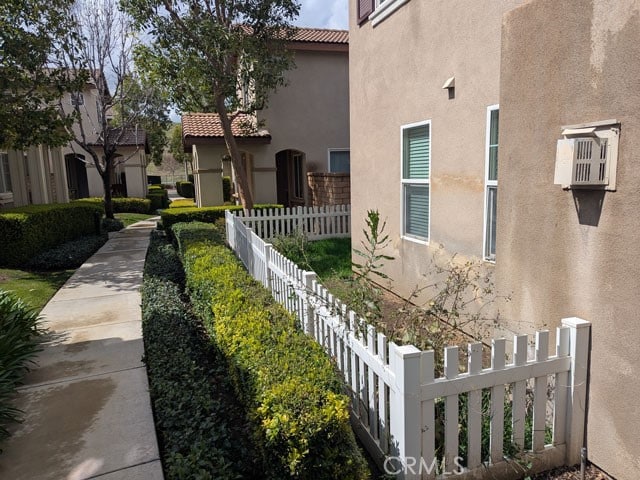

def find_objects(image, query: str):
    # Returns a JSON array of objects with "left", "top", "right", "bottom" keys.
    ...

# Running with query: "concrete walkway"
[{"left": 0, "top": 220, "right": 163, "bottom": 480}]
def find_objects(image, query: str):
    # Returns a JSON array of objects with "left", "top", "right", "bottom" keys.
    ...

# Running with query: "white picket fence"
[
  {"left": 233, "top": 204, "right": 351, "bottom": 241},
  {"left": 225, "top": 209, "right": 591, "bottom": 480}
]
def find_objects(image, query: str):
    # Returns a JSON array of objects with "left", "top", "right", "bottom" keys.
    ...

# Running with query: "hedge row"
[
  {"left": 74, "top": 197, "right": 152, "bottom": 214},
  {"left": 147, "top": 186, "right": 169, "bottom": 211},
  {"left": 161, "top": 204, "right": 282, "bottom": 232},
  {"left": 175, "top": 222, "right": 369, "bottom": 479},
  {"left": 175, "top": 181, "right": 194, "bottom": 199},
  {"left": 0, "top": 202, "right": 103, "bottom": 267},
  {"left": 142, "top": 232, "right": 256, "bottom": 478}
]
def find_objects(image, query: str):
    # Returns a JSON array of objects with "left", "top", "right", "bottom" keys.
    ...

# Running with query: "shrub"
[
  {"left": 222, "top": 176, "right": 231, "bottom": 202},
  {"left": 73, "top": 197, "right": 151, "bottom": 214},
  {"left": 25, "top": 234, "right": 108, "bottom": 271},
  {"left": 176, "top": 222, "right": 369, "bottom": 479},
  {"left": 102, "top": 217, "right": 124, "bottom": 232},
  {"left": 168, "top": 199, "right": 196, "bottom": 209},
  {"left": 161, "top": 204, "right": 282, "bottom": 232},
  {"left": 0, "top": 202, "right": 103, "bottom": 267},
  {"left": 142, "top": 233, "right": 257, "bottom": 478},
  {"left": 0, "top": 290, "right": 41, "bottom": 447},
  {"left": 177, "top": 181, "right": 194, "bottom": 199},
  {"left": 147, "top": 190, "right": 170, "bottom": 211}
]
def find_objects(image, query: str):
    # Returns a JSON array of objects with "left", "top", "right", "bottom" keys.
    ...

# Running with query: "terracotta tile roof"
[
  {"left": 182, "top": 113, "right": 270, "bottom": 139},
  {"left": 290, "top": 27, "right": 348, "bottom": 44}
]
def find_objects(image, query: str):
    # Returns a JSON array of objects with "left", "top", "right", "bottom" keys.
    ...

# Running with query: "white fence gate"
[{"left": 225, "top": 209, "right": 590, "bottom": 480}]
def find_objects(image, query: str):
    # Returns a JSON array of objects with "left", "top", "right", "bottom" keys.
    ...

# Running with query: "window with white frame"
[
  {"left": 358, "top": 0, "right": 409, "bottom": 26},
  {"left": 328, "top": 149, "right": 350, "bottom": 173},
  {"left": 401, "top": 122, "right": 430, "bottom": 242},
  {"left": 484, "top": 106, "right": 499, "bottom": 261},
  {"left": 0, "top": 152, "right": 12, "bottom": 193}
]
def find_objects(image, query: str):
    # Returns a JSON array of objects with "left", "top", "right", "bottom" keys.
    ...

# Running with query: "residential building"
[
  {"left": 182, "top": 27, "right": 350, "bottom": 207},
  {"left": 1, "top": 77, "right": 149, "bottom": 208},
  {"left": 350, "top": 1, "right": 639, "bottom": 479}
]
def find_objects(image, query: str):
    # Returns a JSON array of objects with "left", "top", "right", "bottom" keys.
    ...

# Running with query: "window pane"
[
  {"left": 404, "top": 184, "right": 429, "bottom": 239},
  {"left": 488, "top": 146, "right": 498, "bottom": 181},
  {"left": 329, "top": 150, "right": 350, "bottom": 173},
  {"left": 489, "top": 109, "right": 499, "bottom": 145},
  {"left": 485, "top": 186, "right": 497, "bottom": 260},
  {"left": 403, "top": 125, "right": 430, "bottom": 180}
]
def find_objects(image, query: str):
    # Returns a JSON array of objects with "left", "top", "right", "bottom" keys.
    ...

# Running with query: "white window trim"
[
  {"left": 327, "top": 148, "right": 350, "bottom": 173},
  {"left": 400, "top": 119, "right": 431, "bottom": 245},
  {"left": 483, "top": 104, "right": 499, "bottom": 263},
  {"left": 370, "top": 0, "right": 410, "bottom": 27}
]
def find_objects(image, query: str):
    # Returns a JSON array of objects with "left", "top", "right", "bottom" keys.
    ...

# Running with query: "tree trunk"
[
  {"left": 102, "top": 159, "right": 114, "bottom": 219},
  {"left": 216, "top": 96, "right": 254, "bottom": 211}
]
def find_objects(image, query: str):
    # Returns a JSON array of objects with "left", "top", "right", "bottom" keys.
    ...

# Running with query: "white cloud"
[{"left": 294, "top": 0, "right": 348, "bottom": 30}]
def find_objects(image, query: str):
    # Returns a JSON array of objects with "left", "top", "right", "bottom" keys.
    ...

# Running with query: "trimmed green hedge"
[
  {"left": 0, "top": 202, "right": 103, "bottom": 267},
  {"left": 147, "top": 190, "right": 169, "bottom": 211},
  {"left": 161, "top": 204, "right": 282, "bottom": 232},
  {"left": 73, "top": 197, "right": 152, "bottom": 214},
  {"left": 25, "top": 234, "right": 108, "bottom": 271},
  {"left": 176, "top": 222, "right": 369, "bottom": 479},
  {"left": 142, "top": 232, "right": 257, "bottom": 478},
  {"left": 175, "top": 181, "right": 195, "bottom": 199}
]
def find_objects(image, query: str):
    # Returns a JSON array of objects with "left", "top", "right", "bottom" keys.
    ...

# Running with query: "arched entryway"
[
  {"left": 111, "top": 155, "right": 127, "bottom": 197},
  {"left": 64, "top": 154, "right": 89, "bottom": 199},
  {"left": 275, "top": 149, "right": 306, "bottom": 207}
]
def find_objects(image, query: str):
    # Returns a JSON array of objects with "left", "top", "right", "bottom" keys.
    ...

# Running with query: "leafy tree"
[
  {"left": 60, "top": 0, "right": 168, "bottom": 218},
  {"left": 168, "top": 123, "right": 191, "bottom": 171},
  {"left": 122, "top": 0, "right": 300, "bottom": 210},
  {"left": 0, "top": 0, "right": 83, "bottom": 149},
  {"left": 116, "top": 74, "right": 171, "bottom": 166}
]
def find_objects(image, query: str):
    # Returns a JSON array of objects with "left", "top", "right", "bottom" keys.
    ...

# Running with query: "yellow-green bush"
[
  {"left": 161, "top": 204, "right": 282, "bottom": 232},
  {"left": 0, "top": 202, "right": 103, "bottom": 267},
  {"left": 176, "top": 222, "right": 369, "bottom": 480},
  {"left": 168, "top": 199, "right": 196, "bottom": 209}
]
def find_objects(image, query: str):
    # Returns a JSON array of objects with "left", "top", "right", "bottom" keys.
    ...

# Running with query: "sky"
[{"left": 294, "top": 0, "right": 348, "bottom": 30}]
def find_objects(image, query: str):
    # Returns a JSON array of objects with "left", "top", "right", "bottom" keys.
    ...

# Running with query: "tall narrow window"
[
  {"left": 0, "top": 153, "right": 11, "bottom": 193},
  {"left": 292, "top": 152, "right": 304, "bottom": 200},
  {"left": 401, "top": 122, "right": 430, "bottom": 242},
  {"left": 484, "top": 106, "right": 499, "bottom": 261},
  {"left": 71, "top": 92, "right": 84, "bottom": 106}
]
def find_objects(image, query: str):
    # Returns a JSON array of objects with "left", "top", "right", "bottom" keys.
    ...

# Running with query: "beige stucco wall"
[
  {"left": 192, "top": 46, "right": 350, "bottom": 207},
  {"left": 350, "top": 0, "right": 524, "bottom": 300},
  {"left": 498, "top": 1, "right": 640, "bottom": 478},
  {"left": 192, "top": 144, "right": 225, "bottom": 206}
]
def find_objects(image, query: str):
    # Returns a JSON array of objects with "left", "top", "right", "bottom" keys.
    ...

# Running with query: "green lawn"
[
  {"left": 0, "top": 268, "right": 74, "bottom": 312},
  {"left": 303, "top": 237, "right": 353, "bottom": 280},
  {"left": 114, "top": 212, "right": 156, "bottom": 227}
]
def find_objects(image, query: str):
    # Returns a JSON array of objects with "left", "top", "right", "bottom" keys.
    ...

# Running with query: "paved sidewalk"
[{"left": 0, "top": 220, "right": 163, "bottom": 480}]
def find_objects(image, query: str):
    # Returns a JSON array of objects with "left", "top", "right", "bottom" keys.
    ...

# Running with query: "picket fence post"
[
  {"left": 303, "top": 271, "right": 317, "bottom": 335},
  {"left": 388, "top": 343, "right": 422, "bottom": 480},
  {"left": 562, "top": 317, "right": 591, "bottom": 465}
]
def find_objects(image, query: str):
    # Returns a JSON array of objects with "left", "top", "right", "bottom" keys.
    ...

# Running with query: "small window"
[
  {"left": 292, "top": 152, "right": 304, "bottom": 200},
  {"left": 401, "top": 122, "right": 430, "bottom": 242},
  {"left": 329, "top": 149, "right": 350, "bottom": 173},
  {"left": 71, "top": 92, "right": 84, "bottom": 106},
  {"left": 484, "top": 106, "right": 499, "bottom": 261},
  {"left": 0, "top": 152, "right": 12, "bottom": 193}
]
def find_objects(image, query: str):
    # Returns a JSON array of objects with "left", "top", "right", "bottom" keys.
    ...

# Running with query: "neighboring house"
[
  {"left": 1, "top": 77, "right": 149, "bottom": 208},
  {"left": 182, "top": 27, "right": 349, "bottom": 207},
  {"left": 350, "top": 1, "right": 639, "bottom": 479}
]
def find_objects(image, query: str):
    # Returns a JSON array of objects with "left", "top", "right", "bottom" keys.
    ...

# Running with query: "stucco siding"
[
  {"left": 350, "top": 0, "right": 523, "bottom": 299},
  {"left": 498, "top": 1, "right": 640, "bottom": 478}
]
